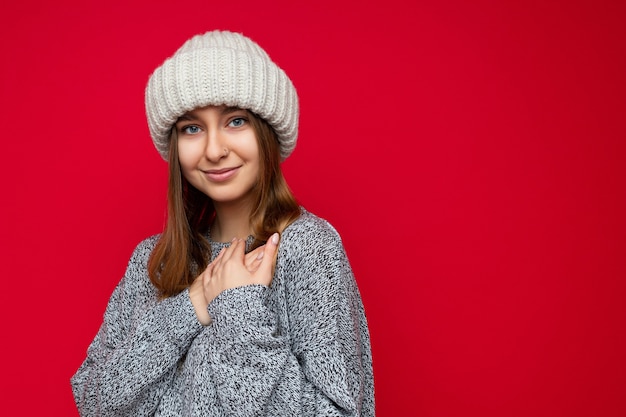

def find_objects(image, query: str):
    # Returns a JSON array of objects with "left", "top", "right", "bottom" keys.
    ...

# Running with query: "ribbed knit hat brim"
[{"left": 145, "top": 31, "right": 299, "bottom": 161}]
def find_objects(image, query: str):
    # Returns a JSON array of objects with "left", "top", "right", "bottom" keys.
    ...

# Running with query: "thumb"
[{"left": 258, "top": 233, "right": 280, "bottom": 276}]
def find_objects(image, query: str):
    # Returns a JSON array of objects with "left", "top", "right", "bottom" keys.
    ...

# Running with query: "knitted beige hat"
[{"left": 145, "top": 30, "right": 299, "bottom": 161}]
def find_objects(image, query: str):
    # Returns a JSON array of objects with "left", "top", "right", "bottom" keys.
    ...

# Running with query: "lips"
[{"left": 203, "top": 166, "right": 241, "bottom": 182}]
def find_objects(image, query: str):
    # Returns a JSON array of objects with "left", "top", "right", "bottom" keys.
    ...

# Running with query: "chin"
[{"left": 207, "top": 191, "right": 255, "bottom": 205}]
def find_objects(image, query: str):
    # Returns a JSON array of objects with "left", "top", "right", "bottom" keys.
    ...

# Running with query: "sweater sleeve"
[
  {"left": 204, "top": 219, "right": 374, "bottom": 416},
  {"left": 70, "top": 238, "right": 204, "bottom": 416}
]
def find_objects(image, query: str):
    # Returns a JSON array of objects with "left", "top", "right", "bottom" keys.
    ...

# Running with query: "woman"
[{"left": 71, "top": 30, "right": 374, "bottom": 416}]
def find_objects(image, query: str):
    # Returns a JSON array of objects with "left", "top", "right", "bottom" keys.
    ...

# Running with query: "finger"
[
  {"left": 257, "top": 233, "right": 280, "bottom": 276},
  {"left": 245, "top": 245, "right": 265, "bottom": 261},
  {"left": 205, "top": 248, "right": 225, "bottom": 280},
  {"left": 220, "top": 238, "right": 240, "bottom": 263},
  {"left": 202, "top": 263, "right": 212, "bottom": 279},
  {"left": 247, "top": 251, "right": 264, "bottom": 273},
  {"left": 245, "top": 245, "right": 265, "bottom": 269},
  {"left": 231, "top": 237, "right": 246, "bottom": 262},
  {"left": 208, "top": 247, "right": 226, "bottom": 270}
]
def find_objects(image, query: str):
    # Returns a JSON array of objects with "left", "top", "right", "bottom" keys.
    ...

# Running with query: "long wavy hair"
[{"left": 147, "top": 110, "right": 301, "bottom": 298}]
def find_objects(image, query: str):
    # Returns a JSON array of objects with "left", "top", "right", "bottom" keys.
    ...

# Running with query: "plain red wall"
[{"left": 1, "top": 0, "right": 625, "bottom": 415}]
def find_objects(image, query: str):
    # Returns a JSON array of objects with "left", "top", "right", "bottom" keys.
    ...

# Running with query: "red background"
[{"left": 1, "top": 0, "right": 625, "bottom": 415}]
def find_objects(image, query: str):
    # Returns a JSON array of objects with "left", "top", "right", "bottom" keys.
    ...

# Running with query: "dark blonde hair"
[{"left": 147, "top": 110, "right": 300, "bottom": 298}]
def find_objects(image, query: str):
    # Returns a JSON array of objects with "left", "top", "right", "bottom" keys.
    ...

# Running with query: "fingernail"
[
  {"left": 256, "top": 250, "right": 264, "bottom": 260},
  {"left": 271, "top": 233, "right": 279, "bottom": 245},
  {"left": 231, "top": 237, "right": 237, "bottom": 242}
]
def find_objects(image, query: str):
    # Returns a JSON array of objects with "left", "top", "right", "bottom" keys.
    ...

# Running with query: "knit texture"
[
  {"left": 145, "top": 31, "right": 299, "bottom": 161},
  {"left": 71, "top": 209, "right": 374, "bottom": 416}
]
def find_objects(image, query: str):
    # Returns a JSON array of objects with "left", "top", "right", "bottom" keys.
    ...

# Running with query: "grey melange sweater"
[{"left": 71, "top": 209, "right": 374, "bottom": 416}]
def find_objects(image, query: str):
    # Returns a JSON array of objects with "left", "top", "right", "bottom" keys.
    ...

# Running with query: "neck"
[{"left": 211, "top": 199, "right": 254, "bottom": 242}]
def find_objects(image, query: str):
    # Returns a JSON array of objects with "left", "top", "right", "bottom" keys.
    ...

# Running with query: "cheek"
[
  {"left": 248, "top": 148, "right": 261, "bottom": 178},
  {"left": 177, "top": 142, "right": 199, "bottom": 176},
  {"left": 242, "top": 135, "right": 260, "bottom": 165}
]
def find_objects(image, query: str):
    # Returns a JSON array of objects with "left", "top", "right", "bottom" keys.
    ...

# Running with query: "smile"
[{"left": 202, "top": 166, "right": 241, "bottom": 182}]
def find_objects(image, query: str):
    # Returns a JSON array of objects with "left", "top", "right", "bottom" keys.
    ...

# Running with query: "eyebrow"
[
  {"left": 221, "top": 106, "right": 245, "bottom": 115},
  {"left": 176, "top": 107, "right": 246, "bottom": 123},
  {"left": 176, "top": 114, "right": 197, "bottom": 122}
]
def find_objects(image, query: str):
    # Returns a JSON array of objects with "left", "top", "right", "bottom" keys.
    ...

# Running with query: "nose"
[{"left": 204, "top": 128, "right": 227, "bottom": 162}]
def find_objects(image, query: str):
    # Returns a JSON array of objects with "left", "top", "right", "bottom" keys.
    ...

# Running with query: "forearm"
[
  {"left": 71, "top": 289, "right": 203, "bottom": 416},
  {"left": 205, "top": 285, "right": 367, "bottom": 416}
]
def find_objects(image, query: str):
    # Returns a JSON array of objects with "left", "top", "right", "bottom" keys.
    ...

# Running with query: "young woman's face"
[{"left": 175, "top": 105, "right": 260, "bottom": 207}]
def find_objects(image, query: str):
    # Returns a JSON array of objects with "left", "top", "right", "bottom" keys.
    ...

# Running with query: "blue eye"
[
  {"left": 181, "top": 125, "right": 201, "bottom": 135},
  {"left": 228, "top": 117, "right": 246, "bottom": 128}
]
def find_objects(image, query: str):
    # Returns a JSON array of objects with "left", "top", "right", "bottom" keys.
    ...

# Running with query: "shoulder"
[
  {"left": 116, "top": 234, "right": 161, "bottom": 297},
  {"left": 127, "top": 234, "right": 161, "bottom": 267},
  {"left": 273, "top": 209, "right": 356, "bottom": 308},
  {"left": 277, "top": 208, "right": 348, "bottom": 266},
  {"left": 282, "top": 208, "right": 342, "bottom": 243},
  {"left": 99, "top": 235, "right": 162, "bottom": 321}
]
